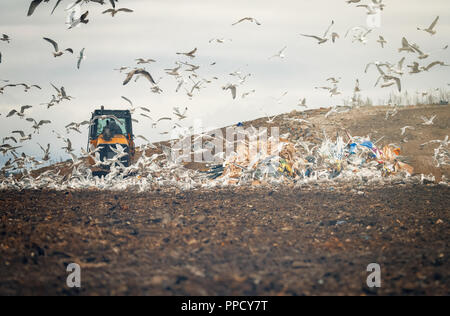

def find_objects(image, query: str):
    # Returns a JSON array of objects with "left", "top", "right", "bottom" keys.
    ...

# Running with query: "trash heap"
[{"left": 205, "top": 135, "right": 415, "bottom": 186}]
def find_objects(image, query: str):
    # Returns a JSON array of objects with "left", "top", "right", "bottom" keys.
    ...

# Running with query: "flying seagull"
[
  {"left": 43, "top": 37, "right": 73, "bottom": 57},
  {"left": 232, "top": 17, "right": 261, "bottom": 26},
  {"left": 300, "top": 20, "right": 335, "bottom": 44},
  {"left": 417, "top": 16, "right": 439, "bottom": 35},
  {"left": 123, "top": 68, "right": 156, "bottom": 86},
  {"left": 77, "top": 48, "right": 85, "bottom": 69},
  {"left": 176, "top": 48, "right": 197, "bottom": 58},
  {"left": 102, "top": 8, "right": 134, "bottom": 17}
]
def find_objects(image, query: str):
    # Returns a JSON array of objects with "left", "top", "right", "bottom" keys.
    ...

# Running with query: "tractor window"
[{"left": 96, "top": 118, "right": 127, "bottom": 137}]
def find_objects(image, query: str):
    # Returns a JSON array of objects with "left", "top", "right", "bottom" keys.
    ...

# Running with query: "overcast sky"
[{"left": 0, "top": 0, "right": 449, "bottom": 165}]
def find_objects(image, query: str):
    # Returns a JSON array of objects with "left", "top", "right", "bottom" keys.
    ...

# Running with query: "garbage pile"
[
  {"left": 205, "top": 135, "right": 415, "bottom": 186},
  {"left": 0, "top": 133, "right": 445, "bottom": 192}
]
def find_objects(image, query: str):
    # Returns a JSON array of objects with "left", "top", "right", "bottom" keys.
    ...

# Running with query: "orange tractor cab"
[{"left": 88, "top": 107, "right": 135, "bottom": 170}]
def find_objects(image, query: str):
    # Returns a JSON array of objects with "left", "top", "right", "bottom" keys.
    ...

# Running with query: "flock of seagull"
[{"left": 0, "top": 0, "right": 449, "bottom": 190}]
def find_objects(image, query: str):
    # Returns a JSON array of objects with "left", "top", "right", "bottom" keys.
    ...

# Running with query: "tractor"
[{"left": 87, "top": 106, "right": 135, "bottom": 172}]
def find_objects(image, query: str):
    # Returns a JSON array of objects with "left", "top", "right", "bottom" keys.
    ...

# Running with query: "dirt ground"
[{"left": 0, "top": 185, "right": 448, "bottom": 296}]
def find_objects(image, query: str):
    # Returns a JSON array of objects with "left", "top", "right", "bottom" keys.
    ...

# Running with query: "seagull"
[
  {"left": 26, "top": 118, "right": 52, "bottom": 133},
  {"left": 268, "top": 46, "right": 287, "bottom": 60},
  {"left": 410, "top": 43, "right": 430, "bottom": 59},
  {"left": 300, "top": 21, "right": 335, "bottom": 45},
  {"left": 297, "top": 98, "right": 307, "bottom": 108},
  {"left": 114, "top": 66, "right": 129, "bottom": 73},
  {"left": 398, "top": 37, "right": 416, "bottom": 53},
  {"left": 223, "top": 83, "right": 237, "bottom": 99},
  {"left": 51, "top": 83, "right": 73, "bottom": 101},
  {"left": 43, "top": 37, "right": 73, "bottom": 57},
  {"left": 208, "top": 38, "right": 232, "bottom": 44},
  {"left": 407, "top": 62, "right": 421, "bottom": 74},
  {"left": 67, "top": 10, "right": 89, "bottom": 29},
  {"left": 102, "top": 8, "right": 134, "bottom": 17},
  {"left": 377, "top": 35, "right": 387, "bottom": 48},
  {"left": 326, "top": 77, "right": 341, "bottom": 84},
  {"left": 417, "top": 16, "right": 439, "bottom": 35},
  {"left": 165, "top": 64, "right": 181, "bottom": 76},
  {"left": 6, "top": 105, "right": 33, "bottom": 118},
  {"left": 176, "top": 48, "right": 197, "bottom": 58},
  {"left": 27, "top": 0, "right": 48, "bottom": 16},
  {"left": 11, "top": 130, "right": 26, "bottom": 138},
  {"left": 123, "top": 68, "right": 156, "bottom": 86},
  {"left": 378, "top": 75, "right": 402, "bottom": 92},
  {"left": 265, "top": 113, "right": 279, "bottom": 124},
  {"left": 241, "top": 89, "right": 256, "bottom": 98},
  {"left": 400, "top": 126, "right": 414, "bottom": 135},
  {"left": 421, "top": 115, "right": 437, "bottom": 125},
  {"left": 354, "top": 79, "right": 361, "bottom": 93},
  {"left": 232, "top": 17, "right": 261, "bottom": 26},
  {"left": 77, "top": 48, "right": 85, "bottom": 69},
  {"left": 0, "top": 34, "right": 10, "bottom": 43},
  {"left": 136, "top": 58, "right": 156, "bottom": 64},
  {"left": 38, "top": 143, "right": 51, "bottom": 161},
  {"left": 173, "top": 106, "right": 188, "bottom": 120},
  {"left": 345, "top": 26, "right": 372, "bottom": 44},
  {"left": 421, "top": 61, "right": 449, "bottom": 72}
]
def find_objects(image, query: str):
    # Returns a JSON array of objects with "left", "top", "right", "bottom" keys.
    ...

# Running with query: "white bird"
[
  {"left": 232, "top": 17, "right": 261, "bottom": 26},
  {"left": 345, "top": 26, "right": 372, "bottom": 44},
  {"left": 400, "top": 126, "right": 414, "bottom": 135},
  {"left": 377, "top": 35, "right": 387, "bottom": 48},
  {"left": 269, "top": 46, "right": 287, "bottom": 60},
  {"left": 297, "top": 98, "right": 307, "bottom": 108},
  {"left": 398, "top": 37, "right": 416, "bottom": 53},
  {"left": 300, "top": 20, "right": 335, "bottom": 45},
  {"left": 77, "top": 48, "right": 85, "bottom": 69},
  {"left": 417, "top": 16, "right": 439, "bottom": 35},
  {"left": 223, "top": 84, "right": 237, "bottom": 99},
  {"left": 421, "top": 115, "right": 436, "bottom": 126},
  {"left": 265, "top": 113, "right": 279, "bottom": 124}
]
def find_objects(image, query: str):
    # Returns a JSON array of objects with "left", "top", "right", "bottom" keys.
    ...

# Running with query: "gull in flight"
[
  {"left": 268, "top": 46, "right": 287, "bottom": 60},
  {"left": 67, "top": 10, "right": 89, "bottom": 29},
  {"left": 297, "top": 98, "right": 307, "bottom": 108},
  {"left": 136, "top": 58, "right": 156, "bottom": 64},
  {"left": 43, "top": 37, "right": 73, "bottom": 57},
  {"left": 176, "top": 48, "right": 197, "bottom": 58},
  {"left": 400, "top": 126, "right": 414, "bottom": 135},
  {"left": 407, "top": 62, "right": 421, "bottom": 74},
  {"left": 26, "top": 118, "right": 52, "bottom": 133},
  {"left": 123, "top": 68, "right": 156, "bottom": 86},
  {"left": 6, "top": 105, "right": 33, "bottom": 118},
  {"left": 345, "top": 26, "right": 372, "bottom": 44},
  {"left": 232, "top": 17, "right": 261, "bottom": 26},
  {"left": 300, "top": 20, "right": 336, "bottom": 44},
  {"left": 417, "top": 16, "right": 439, "bottom": 35},
  {"left": 398, "top": 37, "right": 416, "bottom": 53},
  {"left": 173, "top": 106, "right": 188, "bottom": 120},
  {"left": 209, "top": 38, "right": 232, "bottom": 44},
  {"left": 77, "top": 48, "right": 85, "bottom": 69},
  {"left": 377, "top": 36, "right": 387, "bottom": 48},
  {"left": 265, "top": 113, "right": 279, "bottom": 124},
  {"left": 0, "top": 34, "right": 10, "bottom": 43},
  {"left": 241, "top": 89, "right": 256, "bottom": 98},
  {"left": 102, "top": 8, "right": 134, "bottom": 17},
  {"left": 38, "top": 143, "right": 51, "bottom": 161},
  {"left": 421, "top": 61, "right": 449, "bottom": 72},
  {"left": 421, "top": 115, "right": 436, "bottom": 125},
  {"left": 223, "top": 84, "right": 237, "bottom": 99}
]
